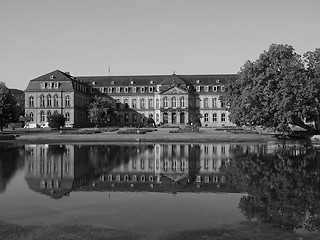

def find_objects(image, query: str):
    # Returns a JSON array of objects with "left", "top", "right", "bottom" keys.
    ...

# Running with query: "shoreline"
[{"left": 0, "top": 128, "right": 277, "bottom": 144}]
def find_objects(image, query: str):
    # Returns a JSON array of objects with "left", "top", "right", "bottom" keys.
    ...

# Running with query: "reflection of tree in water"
[
  {"left": 0, "top": 145, "right": 24, "bottom": 193},
  {"left": 223, "top": 144, "right": 320, "bottom": 232}
]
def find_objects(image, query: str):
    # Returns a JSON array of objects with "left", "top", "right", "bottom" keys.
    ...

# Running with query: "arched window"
[
  {"left": 47, "top": 110, "right": 51, "bottom": 118},
  {"left": 163, "top": 97, "right": 168, "bottom": 108},
  {"left": 204, "top": 98, "right": 209, "bottom": 108},
  {"left": 65, "top": 95, "right": 70, "bottom": 107},
  {"left": 124, "top": 114, "right": 129, "bottom": 122},
  {"left": 220, "top": 100, "right": 225, "bottom": 108},
  {"left": 54, "top": 94, "right": 59, "bottom": 107},
  {"left": 221, "top": 113, "right": 226, "bottom": 122},
  {"left": 212, "top": 98, "right": 217, "bottom": 108},
  {"left": 29, "top": 112, "right": 34, "bottom": 122},
  {"left": 180, "top": 97, "right": 185, "bottom": 108},
  {"left": 172, "top": 97, "right": 176, "bottom": 108},
  {"left": 148, "top": 98, "right": 153, "bottom": 109},
  {"left": 47, "top": 94, "right": 52, "bottom": 107},
  {"left": 213, "top": 112, "right": 217, "bottom": 122},
  {"left": 29, "top": 96, "right": 34, "bottom": 107},
  {"left": 40, "top": 111, "right": 45, "bottom": 122},
  {"left": 40, "top": 95, "right": 45, "bottom": 107},
  {"left": 156, "top": 113, "right": 159, "bottom": 122},
  {"left": 65, "top": 112, "right": 70, "bottom": 122},
  {"left": 204, "top": 113, "right": 209, "bottom": 122},
  {"left": 124, "top": 98, "right": 129, "bottom": 108},
  {"left": 132, "top": 98, "right": 137, "bottom": 108},
  {"left": 156, "top": 98, "right": 159, "bottom": 109},
  {"left": 140, "top": 98, "right": 145, "bottom": 109}
]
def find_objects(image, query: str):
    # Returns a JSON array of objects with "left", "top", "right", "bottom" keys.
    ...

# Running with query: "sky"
[{"left": 1, "top": 0, "right": 319, "bottom": 90}]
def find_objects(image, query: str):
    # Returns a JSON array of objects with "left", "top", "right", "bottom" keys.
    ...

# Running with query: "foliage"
[
  {"left": 47, "top": 112, "right": 66, "bottom": 129},
  {"left": 0, "top": 82, "right": 19, "bottom": 129},
  {"left": 225, "top": 44, "right": 320, "bottom": 133},
  {"left": 222, "top": 144, "right": 320, "bottom": 232},
  {"left": 87, "top": 96, "right": 118, "bottom": 127}
]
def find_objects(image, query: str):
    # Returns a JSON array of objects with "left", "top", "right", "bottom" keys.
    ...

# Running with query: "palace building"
[{"left": 25, "top": 70, "right": 238, "bottom": 128}]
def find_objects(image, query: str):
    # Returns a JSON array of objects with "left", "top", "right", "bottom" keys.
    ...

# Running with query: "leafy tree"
[
  {"left": 0, "top": 82, "right": 18, "bottom": 130},
  {"left": 47, "top": 112, "right": 66, "bottom": 129},
  {"left": 225, "top": 44, "right": 320, "bottom": 133},
  {"left": 87, "top": 96, "right": 118, "bottom": 127}
]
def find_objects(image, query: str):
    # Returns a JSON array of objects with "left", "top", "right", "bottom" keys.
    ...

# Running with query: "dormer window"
[
  {"left": 150, "top": 80, "right": 154, "bottom": 84},
  {"left": 221, "top": 86, "right": 225, "bottom": 92},
  {"left": 131, "top": 80, "right": 135, "bottom": 84},
  {"left": 50, "top": 75, "right": 54, "bottom": 80},
  {"left": 132, "top": 87, "right": 137, "bottom": 93},
  {"left": 149, "top": 87, "right": 153, "bottom": 92},
  {"left": 47, "top": 82, "right": 52, "bottom": 89},
  {"left": 92, "top": 81, "right": 96, "bottom": 85},
  {"left": 116, "top": 87, "right": 120, "bottom": 93},
  {"left": 196, "top": 86, "right": 201, "bottom": 92},
  {"left": 213, "top": 86, "right": 217, "bottom": 92},
  {"left": 111, "top": 81, "right": 115, "bottom": 85},
  {"left": 41, "top": 82, "right": 46, "bottom": 89},
  {"left": 108, "top": 87, "right": 113, "bottom": 93},
  {"left": 124, "top": 87, "right": 128, "bottom": 93},
  {"left": 141, "top": 87, "right": 145, "bottom": 93},
  {"left": 216, "top": 79, "right": 220, "bottom": 83},
  {"left": 196, "top": 80, "right": 200, "bottom": 83},
  {"left": 204, "top": 86, "right": 209, "bottom": 92},
  {"left": 54, "top": 82, "right": 59, "bottom": 89}
]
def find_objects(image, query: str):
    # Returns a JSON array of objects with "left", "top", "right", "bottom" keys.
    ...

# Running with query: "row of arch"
[
  {"left": 27, "top": 111, "right": 70, "bottom": 122},
  {"left": 28, "top": 94, "right": 71, "bottom": 108}
]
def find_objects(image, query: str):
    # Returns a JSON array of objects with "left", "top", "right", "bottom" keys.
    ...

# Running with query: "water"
[{"left": 0, "top": 142, "right": 320, "bottom": 236}]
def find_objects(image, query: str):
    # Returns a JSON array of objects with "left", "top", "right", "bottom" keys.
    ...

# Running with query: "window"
[
  {"left": 29, "top": 112, "right": 34, "bottom": 122},
  {"left": 132, "top": 98, "right": 137, "bottom": 108},
  {"left": 204, "top": 86, "right": 209, "bottom": 92},
  {"left": 213, "top": 86, "right": 217, "bottom": 92},
  {"left": 47, "top": 111, "right": 51, "bottom": 119},
  {"left": 172, "top": 97, "right": 176, "bottom": 108},
  {"left": 213, "top": 113, "right": 217, "bottom": 122},
  {"left": 133, "top": 114, "right": 137, "bottom": 122},
  {"left": 180, "top": 97, "right": 185, "bottom": 108},
  {"left": 156, "top": 98, "right": 159, "bottom": 109},
  {"left": 54, "top": 94, "right": 59, "bottom": 107},
  {"left": 40, "top": 95, "right": 45, "bottom": 107},
  {"left": 47, "top": 94, "right": 52, "bottom": 107},
  {"left": 54, "top": 82, "right": 59, "bottom": 89},
  {"left": 156, "top": 113, "right": 159, "bottom": 122},
  {"left": 221, "top": 113, "right": 226, "bottom": 122},
  {"left": 108, "top": 87, "right": 112, "bottom": 93},
  {"left": 47, "top": 82, "right": 52, "bottom": 89},
  {"left": 132, "top": 87, "right": 137, "bottom": 93},
  {"left": 163, "top": 97, "right": 168, "bottom": 108},
  {"left": 204, "top": 113, "right": 209, "bottom": 122},
  {"left": 221, "top": 100, "right": 225, "bottom": 108},
  {"left": 65, "top": 95, "right": 70, "bottom": 107},
  {"left": 221, "top": 86, "right": 225, "bottom": 92},
  {"left": 212, "top": 98, "right": 217, "bottom": 108},
  {"left": 196, "top": 86, "right": 201, "bottom": 92},
  {"left": 141, "top": 87, "right": 145, "bottom": 93},
  {"left": 116, "top": 87, "right": 120, "bottom": 93},
  {"left": 149, "top": 87, "right": 153, "bottom": 92},
  {"left": 124, "top": 98, "right": 129, "bottom": 108},
  {"left": 65, "top": 112, "right": 70, "bottom": 122},
  {"left": 40, "top": 111, "right": 45, "bottom": 122},
  {"left": 204, "top": 98, "right": 209, "bottom": 108},
  {"left": 140, "top": 98, "right": 145, "bottom": 109},
  {"left": 29, "top": 96, "right": 34, "bottom": 107},
  {"left": 148, "top": 98, "right": 153, "bottom": 108},
  {"left": 196, "top": 98, "right": 200, "bottom": 107},
  {"left": 41, "top": 82, "right": 46, "bottom": 89},
  {"left": 125, "top": 114, "right": 129, "bottom": 122},
  {"left": 140, "top": 114, "right": 145, "bottom": 123},
  {"left": 124, "top": 87, "right": 128, "bottom": 93}
]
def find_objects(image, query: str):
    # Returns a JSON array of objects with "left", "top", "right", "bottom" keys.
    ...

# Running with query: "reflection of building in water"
[
  {"left": 24, "top": 144, "right": 90, "bottom": 199},
  {"left": 24, "top": 143, "right": 241, "bottom": 198},
  {"left": 93, "top": 144, "right": 235, "bottom": 193}
]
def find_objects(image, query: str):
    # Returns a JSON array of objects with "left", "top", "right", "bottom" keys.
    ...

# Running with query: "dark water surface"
[{"left": 1, "top": 141, "right": 320, "bottom": 236}]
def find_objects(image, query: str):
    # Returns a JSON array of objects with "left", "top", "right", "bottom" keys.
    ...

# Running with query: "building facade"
[{"left": 25, "top": 70, "right": 238, "bottom": 128}]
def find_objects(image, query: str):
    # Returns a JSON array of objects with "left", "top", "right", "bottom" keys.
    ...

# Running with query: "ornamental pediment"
[{"left": 161, "top": 86, "right": 188, "bottom": 95}]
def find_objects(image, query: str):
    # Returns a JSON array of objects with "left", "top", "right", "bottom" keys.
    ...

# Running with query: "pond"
[{"left": 1, "top": 141, "right": 320, "bottom": 237}]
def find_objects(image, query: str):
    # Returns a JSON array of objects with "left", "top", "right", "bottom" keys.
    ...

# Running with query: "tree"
[
  {"left": 0, "top": 82, "right": 18, "bottom": 130},
  {"left": 225, "top": 44, "right": 320, "bottom": 133},
  {"left": 47, "top": 112, "right": 66, "bottom": 129},
  {"left": 87, "top": 96, "right": 118, "bottom": 127}
]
